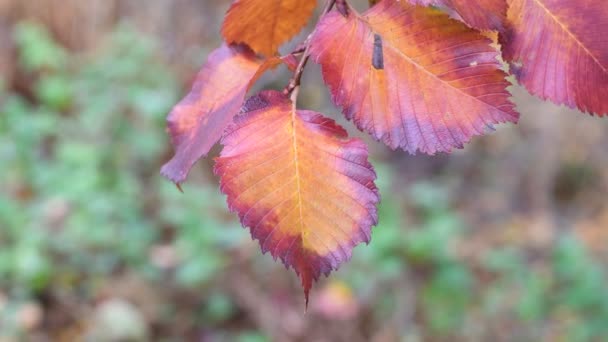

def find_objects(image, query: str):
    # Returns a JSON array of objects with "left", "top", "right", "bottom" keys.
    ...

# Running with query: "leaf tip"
[
  {"left": 160, "top": 159, "right": 188, "bottom": 185},
  {"left": 300, "top": 269, "right": 313, "bottom": 311}
]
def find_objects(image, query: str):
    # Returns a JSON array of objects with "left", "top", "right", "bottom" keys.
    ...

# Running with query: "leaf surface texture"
[
  {"left": 501, "top": 0, "right": 608, "bottom": 115},
  {"left": 310, "top": 0, "right": 518, "bottom": 154},
  {"left": 162, "top": 44, "right": 279, "bottom": 183},
  {"left": 222, "top": 0, "right": 317, "bottom": 56}
]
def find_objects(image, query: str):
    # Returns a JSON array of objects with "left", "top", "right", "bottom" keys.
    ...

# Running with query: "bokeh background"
[{"left": 1, "top": 0, "right": 608, "bottom": 341}]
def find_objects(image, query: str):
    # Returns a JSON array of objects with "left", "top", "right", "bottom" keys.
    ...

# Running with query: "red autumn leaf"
[
  {"left": 409, "top": 0, "right": 507, "bottom": 31},
  {"left": 500, "top": 0, "right": 608, "bottom": 116},
  {"left": 221, "top": 0, "right": 317, "bottom": 57},
  {"left": 214, "top": 90, "right": 379, "bottom": 304},
  {"left": 161, "top": 44, "right": 280, "bottom": 184},
  {"left": 310, "top": 0, "right": 518, "bottom": 155}
]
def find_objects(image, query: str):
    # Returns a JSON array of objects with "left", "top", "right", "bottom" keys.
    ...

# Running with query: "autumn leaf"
[
  {"left": 161, "top": 44, "right": 280, "bottom": 184},
  {"left": 500, "top": 0, "right": 608, "bottom": 116},
  {"left": 215, "top": 90, "right": 379, "bottom": 304},
  {"left": 222, "top": 0, "right": 317, "bottom": 57},
  {"left": 409, "top": 0, "right": 507, "bottom": 31},
  {"left": 310, "top": 0, "right": 518, "bottom": 155}
]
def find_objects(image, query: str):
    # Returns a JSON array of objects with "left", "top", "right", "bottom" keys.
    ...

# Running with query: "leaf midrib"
[{"left": 289, "top": 107, "right": 305, "bottom": 243}]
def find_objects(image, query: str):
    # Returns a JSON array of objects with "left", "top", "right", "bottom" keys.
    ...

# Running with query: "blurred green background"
[{"left": 1, "top": 1, "right": 608, "bottom": 341}]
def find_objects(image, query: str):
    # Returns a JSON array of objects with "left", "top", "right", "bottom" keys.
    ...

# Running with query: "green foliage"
[
  {"left": 481, "top": 235, "right": 608, "bottom": 341},
  {"left": 1, "top": 25, "right": 169, "bottom": 294},
  {"left": 343, "top": 165, "right": 608, "bottom": 340},
  {"left": 343, "top": 167, "right": 472, "bottom": 335},
  {"left": 14, "top": 22, "right": 68, "bottom": 71},
  {"left": 551, "top": 236, "right": 608, "bottom": 340},
  {"left": 0, "top": 22, "right": 246, "bottom": 338}
]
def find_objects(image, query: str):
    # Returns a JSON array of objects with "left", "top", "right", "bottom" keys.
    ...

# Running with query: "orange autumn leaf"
[
  {"left": 409, "top": 0, "right": 507, "bottom": 30},
  {"left": 310, "top": 0, "right": 518, "bottom": 155},
  {"left": 222, "top": 0, "right": 317, "bottom": 56},
  {"left": 215, "top": 91, "right": 379, "bottom": 304},
  {"left": 500, "top": 0, "right": 608, "bottom": 116},
  {"left": 161, "top": 44, "right": 280, "bottom": 184}
]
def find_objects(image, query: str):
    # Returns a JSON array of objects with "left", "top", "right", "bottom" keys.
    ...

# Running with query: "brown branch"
[{"left": 283, "top": 0, "right": 339, "bottom": 99}]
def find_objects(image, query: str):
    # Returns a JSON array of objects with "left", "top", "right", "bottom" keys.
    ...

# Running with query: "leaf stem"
[{"left": 284, "top": 0, "right": 339, "bottom": 99}]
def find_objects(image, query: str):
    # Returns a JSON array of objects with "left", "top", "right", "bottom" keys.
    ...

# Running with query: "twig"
[{"left": 284, "top": 0, "right": 339, "bottom": 100}]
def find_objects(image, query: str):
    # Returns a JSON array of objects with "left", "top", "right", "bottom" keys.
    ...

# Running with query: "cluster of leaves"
[
  {"left": 8, "top": 18, "right": 608, "bottom": 341},
  {"left": 161, "top": 0, "right": 608, "bottom": 303}
]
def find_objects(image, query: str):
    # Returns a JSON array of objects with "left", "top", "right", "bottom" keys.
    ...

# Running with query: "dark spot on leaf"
[{"left": 372, "top": 34, "right": 384, "bottom": 70}]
